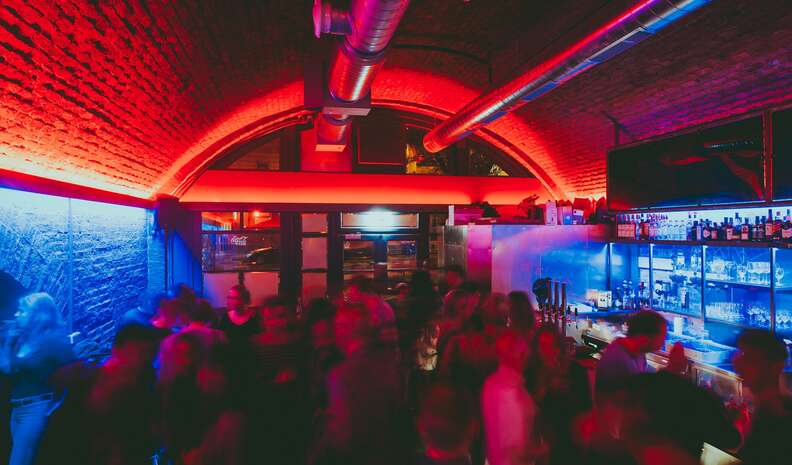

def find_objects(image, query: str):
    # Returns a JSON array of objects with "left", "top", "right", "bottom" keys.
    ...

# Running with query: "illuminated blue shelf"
[{"left": 613, "top": 239, "right": 785, "bottom": 248}]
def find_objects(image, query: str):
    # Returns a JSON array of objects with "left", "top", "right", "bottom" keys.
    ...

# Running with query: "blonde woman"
[{"left": 0, "top": 292, "right": 74, "bottom": 465}]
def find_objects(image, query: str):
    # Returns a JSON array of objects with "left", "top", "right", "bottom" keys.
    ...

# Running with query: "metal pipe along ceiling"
[
  {"left": 422, "top": 0, "right": 714, "bottom": 154},
  {"left": 316, "top": 0, "right": 410, "bottom": 147}
]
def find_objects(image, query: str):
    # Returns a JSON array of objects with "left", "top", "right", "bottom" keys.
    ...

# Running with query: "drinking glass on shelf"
[
  {"left": 777, "top": 312, "right": 791, "bottom": 330},
  {"left": 736, "top": 266, "right": 747, "bottom": 283}
]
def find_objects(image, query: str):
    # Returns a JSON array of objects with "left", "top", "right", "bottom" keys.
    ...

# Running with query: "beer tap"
[{"left": 560, "top": 282, "right": 567, "bottom": 336}]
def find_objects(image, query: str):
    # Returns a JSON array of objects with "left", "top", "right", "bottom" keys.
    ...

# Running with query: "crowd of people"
[{"left": 1, "top": 266, "right": 791, "bottom": 465}]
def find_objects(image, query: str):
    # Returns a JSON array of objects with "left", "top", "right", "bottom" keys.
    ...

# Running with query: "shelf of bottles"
[
  {"left": 773, "top": 248, "right": 792, "bottom": 335},
  {"left": 610, "top": 241, "right": 773, "bottom": 332},
  {"left": 616, "top": 206, "right": 792, "bottom": 245},
  {"left": 610, "top": 243, "right": 650, "bottom": 311},
  {"left": 611, "top": 205, "right": 792, "bottom": 337},
  {"left": 652, "top": 244, "right": 703, "bottom": 318}
]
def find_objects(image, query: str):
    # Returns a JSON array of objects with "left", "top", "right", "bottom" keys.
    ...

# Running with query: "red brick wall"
[{"left": 0, "top": 0, "right": 305, "bottom": 197}]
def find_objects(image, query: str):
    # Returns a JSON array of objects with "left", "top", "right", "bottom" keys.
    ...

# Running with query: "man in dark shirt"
[
  {"left": 596, "top": 311, "right": 687, "bottom": 395},
  {"left": 733, "top": 329, "right": 792, "bottom": 465}
]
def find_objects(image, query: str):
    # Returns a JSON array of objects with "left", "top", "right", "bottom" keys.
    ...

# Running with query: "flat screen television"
[
  {"left": 772, "top": 108, "right": 792, "bottom": 200},
  {"left": 608, "top": 116, "right": 764, "bottom": 210}
]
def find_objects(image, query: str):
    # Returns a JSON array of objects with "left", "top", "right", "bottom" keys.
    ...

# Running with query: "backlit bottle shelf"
[
  {"left": 613, "top": 238, "right": 791, "bottom": 248},
  {"left": 706, "top": 279, "right": 772, "bottom": 289}
]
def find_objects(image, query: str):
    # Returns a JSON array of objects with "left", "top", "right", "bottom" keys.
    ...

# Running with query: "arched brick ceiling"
[{"left": 1, "top": 0, "right": 790, "bottom": 200}]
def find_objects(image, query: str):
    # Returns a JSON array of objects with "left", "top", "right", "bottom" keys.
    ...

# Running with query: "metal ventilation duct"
[
  {"left": 313, "top": 0, "right": 410, "bottom": 150},
  {"left": 422, "top": 0, "right": 713, "bottom": 154}
]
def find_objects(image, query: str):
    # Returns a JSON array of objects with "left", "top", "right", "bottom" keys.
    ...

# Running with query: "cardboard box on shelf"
[
  {"left": 559, "top": 205, "right": 573, "bottom": 225},
  {"left": 545, "top": 201, "right": 558, "bottom": 225}
]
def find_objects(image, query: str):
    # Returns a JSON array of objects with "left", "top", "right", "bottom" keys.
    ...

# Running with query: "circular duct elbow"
[
  {"left": 347, "top": 0, "right": 410, "bottom": 54},
  {"left": 313, "top": 0, "right": 351, "bottom": 38}
]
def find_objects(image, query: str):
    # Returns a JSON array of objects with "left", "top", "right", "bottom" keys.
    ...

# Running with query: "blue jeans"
[{"left": 9, "top": 398, "right": 57, "bottom": 465}]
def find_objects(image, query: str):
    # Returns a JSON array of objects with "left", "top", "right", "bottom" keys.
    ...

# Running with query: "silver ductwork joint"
[{"left": 313, "top": 0, "right": 410, "bottom": 151}]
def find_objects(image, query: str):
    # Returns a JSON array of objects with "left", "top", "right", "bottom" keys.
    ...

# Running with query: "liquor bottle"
[
  {"left": 775, "top": 210, "right": 783, "bottom": 241},
  {"left": 640, "top": 214, "right": 648, "bottom": 240},
  {"left": 622, "top": 214, "right": 629, "bottom": 239},
  {"left": 756, "top": 216, "right": 765, "bottom": 242},
  {"left": 624, "top": 214, "right": 631, "bottom": 239},
  {"left": 711, "top": 220, "right": 719, "bottom": 241},
  {"left": 681, "top": 286, "right": 690, "bottom": 309},
  {"left": 649, "top": 214, "right": 658, "bottom": 240},
  {"left": 740, "top": 217, "right": 750, "bottom": 241},
  {"left": 734, "top": 212, "right": 741, "bottom": 240},
  {"left": 622, "top": 280, "right": 631, "bottom": 310},
  {"left": 627, "top": 280, "right": 634, "bottom": 309},
  {"left": 693, "top": 220, "right": 702, "bottom": 241},
  {"left": 718, "top": 216, "right": 729, "bottom": 241},
  {"left": 783, "top": 209, "right": 792, "bottom": 242},
  {"left": 761, "top": 216, "right": 768, "bottom": 240},
  {"left": 766, "top": 209, "right": 775, "bottom": 240},
  {"left": 702, "top": 220, "right": 711, "bottom": 241},
  {"left": 725, "top": 217, "right": 734, "bottom": 241}
]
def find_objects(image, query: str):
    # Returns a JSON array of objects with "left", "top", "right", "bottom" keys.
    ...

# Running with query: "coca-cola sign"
[{"left": 230, "top": 235, "right": 248, "bottom": 246}]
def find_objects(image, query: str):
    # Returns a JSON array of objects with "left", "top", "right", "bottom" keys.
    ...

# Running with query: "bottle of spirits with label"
[
  {"left": 640, "top": 214, "right": 648, "bottom": 240},
  {"left": 718, "top": 216, "right": 729, "bottom": 241},
  {"left": 734, "top": 218, "right": 741, "bottom": 241},
  {"left": 766, "top": 209, "right": 775, "bottom": 240},
  {"left": 693, "top": 220, "right": 702, "bottom": 241},
  {"left": 761, "top": 216, "right": 768, "bottom": 241},
  {"left": 775, "top": 210, "right": 784, "bottom": 241},
  {"left": 734, "top": 213, "right": 742, "bottom": 240},
  {"left": 619, "top": 214, "right": 629, "bottom": 239},
  {"left": 725, "top": 217, "right": 734, "bottom": 241},
  {"left": 783, "top": 210, "right": 792, "bottom": 242},
  {"left": 649, "top": 214, "right": 658, "bottom": 240},
  {"left": 702, "top": 220, "right": 711, "bottom": 241},
  {"left": 756, "top": 216, "right": 765, "bottom": 242},
  {"left": 741, "top": 218, "right": 750, "bottom": 241}
]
